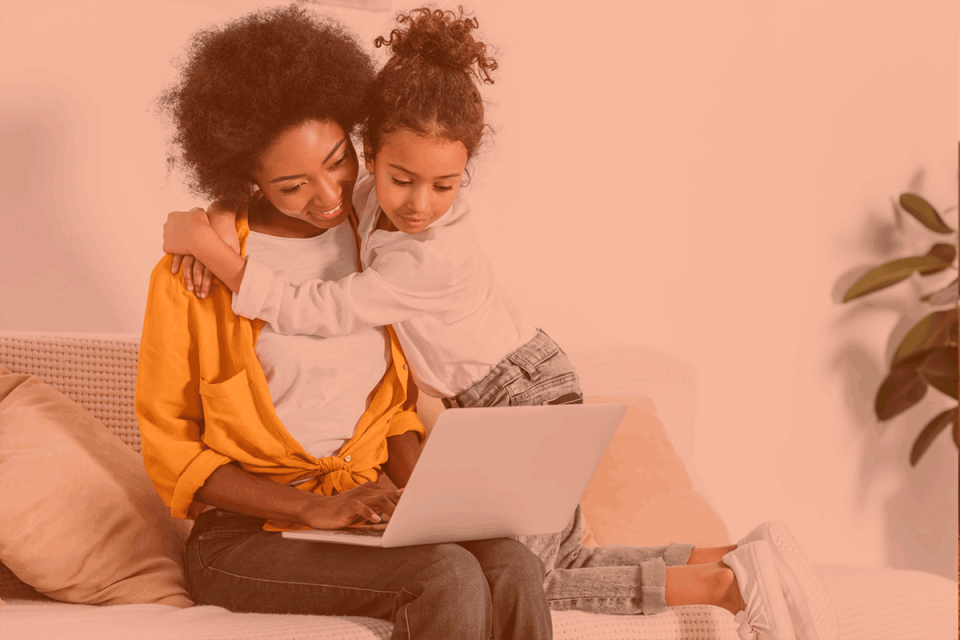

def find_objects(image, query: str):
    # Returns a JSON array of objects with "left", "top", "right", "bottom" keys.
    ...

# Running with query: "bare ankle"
[
  {"left": 665, "top": 562, "right": 745, "bottom": 614},
  {"left": 717, "top": 563, "right": 745, "bottom": 615},
  {"left": 687, "top": 545, "right": 738, "bottom": 565}
]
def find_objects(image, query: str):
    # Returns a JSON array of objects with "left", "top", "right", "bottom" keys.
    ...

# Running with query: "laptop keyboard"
[{"left": 319, "top": 526, "right": 387, "bottom": 538}]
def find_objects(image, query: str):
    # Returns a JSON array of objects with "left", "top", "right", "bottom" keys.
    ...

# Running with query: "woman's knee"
[
  {"left": 400, "top": 544, "right": 492, "bottom": 638},
  {"left": 464, "top": 537, "right": 547, "bottom": 595},
  {"left": 496, "top": 538, "right": 547, "bottom": 589},
  {"left": 423, "top": 543, "right": 491, "bottom": 597}
]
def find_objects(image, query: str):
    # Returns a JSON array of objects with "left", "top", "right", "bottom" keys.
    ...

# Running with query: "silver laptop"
[{"left": 282, "top": 402, "right": 626, "bottom": 547}]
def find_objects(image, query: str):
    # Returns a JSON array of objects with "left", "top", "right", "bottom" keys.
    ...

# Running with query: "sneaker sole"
[{"left": 765, "top": 522, "right": 838, "bottom": 640}]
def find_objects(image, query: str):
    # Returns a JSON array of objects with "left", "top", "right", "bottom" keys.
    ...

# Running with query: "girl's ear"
[{"left": 362, "top": 136, "right": 375, "bottom": 174}]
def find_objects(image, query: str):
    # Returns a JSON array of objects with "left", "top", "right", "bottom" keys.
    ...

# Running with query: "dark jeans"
[{"left": 184, "top": 509, "right": 553, "bottom": 640}]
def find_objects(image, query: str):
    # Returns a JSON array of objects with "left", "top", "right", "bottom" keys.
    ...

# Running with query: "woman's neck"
[{"left": 248, "top": 193, "right": 331, "bottom": 238}]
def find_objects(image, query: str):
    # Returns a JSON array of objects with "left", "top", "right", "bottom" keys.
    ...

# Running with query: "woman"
[{"left": 136, "top": 6, "right": 552, "bottom": 640}]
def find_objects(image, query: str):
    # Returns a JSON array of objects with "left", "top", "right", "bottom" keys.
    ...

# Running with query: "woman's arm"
[
  {"left": 197, "top": 463, "right": 402, "bottom": 528},
  {"left": 382, "top": 431, "right": 422, "bottom": 489}
]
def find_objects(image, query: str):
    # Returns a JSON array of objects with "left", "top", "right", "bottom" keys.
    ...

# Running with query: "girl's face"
[
  {"left": 253, "top": 119, "right": 359, "bottom": 232},
  {"left": 365, "top": 129, "right": 468, "bottom": 234}
]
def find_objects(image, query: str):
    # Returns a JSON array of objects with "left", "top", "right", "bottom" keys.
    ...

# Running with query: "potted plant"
[{"left": 842, "top": 193, "right": 958, "bottom": 465}]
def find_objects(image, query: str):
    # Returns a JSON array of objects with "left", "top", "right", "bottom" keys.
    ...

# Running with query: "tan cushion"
[
  {"left": 579, "top": 395, "right": 729, "bottom": 548},
  {"left": 0, "top": 365, "right": 192, "bottom": 606}
]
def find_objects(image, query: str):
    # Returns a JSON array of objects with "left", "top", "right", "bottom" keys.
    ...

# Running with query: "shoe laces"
[{"left": 733, "top": 580, "right": 773, "bottom": 640}]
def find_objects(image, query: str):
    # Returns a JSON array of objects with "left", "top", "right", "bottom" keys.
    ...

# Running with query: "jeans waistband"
[{"left": 192, "top": 508, "right": 266, "bottom": 536}]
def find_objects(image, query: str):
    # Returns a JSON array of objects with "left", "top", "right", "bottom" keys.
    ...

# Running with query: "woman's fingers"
[
  {"left": 336, "top": 483, "right": 402, "bottom": 524},
  {"left": 359, "top": 480, "right": 397, "bottom": 493},
  {"left": 348, "top": 499, "right": 382, "bottom": 524},
  {"left": 376, "top": 494, "right": 398, "bottom": 517},
  {"left": 360, "top": 482, "right": 403, "bottom": 505},
  {"left": 171, "top": 254, "right": 183, "bottom": 275}
]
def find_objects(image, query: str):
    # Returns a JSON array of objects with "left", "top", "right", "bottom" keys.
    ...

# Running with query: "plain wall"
[{"left": 1, "top": 0, "right": 957, "bottom": 579}]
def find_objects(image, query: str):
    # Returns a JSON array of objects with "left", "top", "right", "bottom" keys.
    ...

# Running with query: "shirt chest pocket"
[{"left": 198, "top": 369, "right": 261, "bottom": 452}]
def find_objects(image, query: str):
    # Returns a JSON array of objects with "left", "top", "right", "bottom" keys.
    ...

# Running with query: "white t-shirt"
[
  {"left": 234, "top": 172, "right": 535, "bottom": 398},
  {"left": 237, "top": 221, "right": 389, "bottom": 459}
]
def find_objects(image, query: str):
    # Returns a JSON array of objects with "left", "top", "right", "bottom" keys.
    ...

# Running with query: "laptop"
[{"left": 282, "top": 402, "right": 626, "bottom": 547}]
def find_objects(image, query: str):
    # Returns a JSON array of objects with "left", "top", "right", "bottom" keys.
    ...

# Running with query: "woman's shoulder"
[{"left": 142, "top": 256, "right": 197, "bottom": 327}]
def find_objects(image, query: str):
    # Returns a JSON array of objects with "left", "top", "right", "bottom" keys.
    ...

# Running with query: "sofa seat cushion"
[
  {"left": 820, "top": 564, "right": 957, "bottom": 640},
  {"left": 0, "top": 599, "right": 395, "bottom": 640},
  {"left": 3, "top": 564, "right": 956, "bottom": 640},
  {"left": 0, "top": 599, "right": 741, "bottom": 640}
]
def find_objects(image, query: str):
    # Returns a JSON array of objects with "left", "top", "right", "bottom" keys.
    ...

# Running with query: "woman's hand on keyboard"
[{"left": 301, "top": 482, "right": 403, "bottom": 530}]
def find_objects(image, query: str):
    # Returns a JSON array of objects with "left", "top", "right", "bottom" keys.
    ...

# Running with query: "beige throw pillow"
[
  {"left": 0, "top": 366, "right": 192, "bottom": 607},
  {"left": 579, "top": 395, "right": 730, "bottom": 548}
]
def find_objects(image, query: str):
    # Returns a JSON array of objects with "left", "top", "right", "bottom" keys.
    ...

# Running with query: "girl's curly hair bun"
[{"left": 375, "top": 6, "right": 497, "bottom": 84}]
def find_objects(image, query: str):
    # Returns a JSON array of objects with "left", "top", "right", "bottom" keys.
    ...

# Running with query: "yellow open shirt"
[{"left": 135, "top": 206, "right": 424, "bottom": 525}]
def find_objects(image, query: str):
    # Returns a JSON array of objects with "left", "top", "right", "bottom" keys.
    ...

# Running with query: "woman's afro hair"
[{"left": 159, "top": 4, "right": 375, "bottom": 205}]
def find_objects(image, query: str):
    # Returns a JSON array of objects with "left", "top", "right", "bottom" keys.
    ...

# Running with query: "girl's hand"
[
  {"left": 167, "top": 205, "right": 241, "bottom": 297},
  {"left": 207, "top": 200, "right": 241, "bottom": 253},
  {"left": 300, "top": 482, "right": 404, "bottom": 530},
  {"left": 163, "top": 207, "right": 210, "bottom": 256}
]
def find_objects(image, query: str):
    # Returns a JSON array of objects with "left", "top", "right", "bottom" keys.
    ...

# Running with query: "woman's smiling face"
[
  {"left": 253, "top": 119, "right": 359, "bottom": 232},
  {"left": 365, "top": 129, "right": 468, "bottom": 234}
]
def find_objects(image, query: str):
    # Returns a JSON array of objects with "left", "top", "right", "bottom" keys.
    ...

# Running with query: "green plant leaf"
[
  {"left": 899, "top": 193, "right": 954, "bottom": 234},
  {"left": 875, "top": 355, "right": 929, "bottom": 420},
  {"left": 842, "top": 257, "right": 951, "bottom": 302},
  {"left": 910, "top": 407, "right": 957, "bottom": 465},
  {"left": 892, "top": 308, "right": 959, "bottom": 365},
  {"left": 917, "top": 346, "right": 959, "bottom": 400},
  {"left": 918, "top": 244, "right": 958, "bottom": 276},
  {"left": 920, "top": 277, "right": 958, "bottom": 306}
]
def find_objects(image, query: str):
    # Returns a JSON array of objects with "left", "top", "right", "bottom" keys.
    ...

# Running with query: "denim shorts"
[{"left": 442, "top": 329, "right": 582, "bottom": 409}]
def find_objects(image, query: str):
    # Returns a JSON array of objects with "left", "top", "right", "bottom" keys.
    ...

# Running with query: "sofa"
[{"left": 0, "top": 330, "right": 955, "bottom": 640}]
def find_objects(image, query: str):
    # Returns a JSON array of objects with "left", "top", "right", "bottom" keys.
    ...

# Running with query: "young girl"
[{"left": 163, "top": 7, "right": 837, "bottom": 639}]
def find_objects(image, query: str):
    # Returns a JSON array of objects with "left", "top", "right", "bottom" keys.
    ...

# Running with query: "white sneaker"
[
  {"left": 739, "top": 521, "right": 839, "bottom": 640},
  {"left": 723, "top": 541, "right": 797, "bottom": 640}
]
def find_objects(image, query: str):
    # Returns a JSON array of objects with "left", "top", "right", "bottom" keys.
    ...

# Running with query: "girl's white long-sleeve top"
[{"left": 233, "top": 172, "right": 536, "bottom": 398}]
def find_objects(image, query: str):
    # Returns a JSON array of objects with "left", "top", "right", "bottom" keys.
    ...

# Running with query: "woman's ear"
[{"left": 362, "top": 136, "right": 375, "bottom": 174}]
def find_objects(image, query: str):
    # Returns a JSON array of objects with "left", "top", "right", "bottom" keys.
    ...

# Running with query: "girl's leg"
[
  {"left": 543, "top": 557, "right": 744, "bottom": 616},
  {"left": 665, "top": 561, "right": 744, "bottom": 613},
  {"left": 185, "top": 510, "right": 495, "bottom": 640},
  {"left": 535, "top": 506, "right": 744, "bottom": 616},
  {"left": 532, "top": 504, "right": 695, "bottom": 572},
  {"left": 687, "top": 545, "right": 738, "bottom": 564},
  {"left": 449, "top": 333, "right": 740, "bottom": 618}
]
